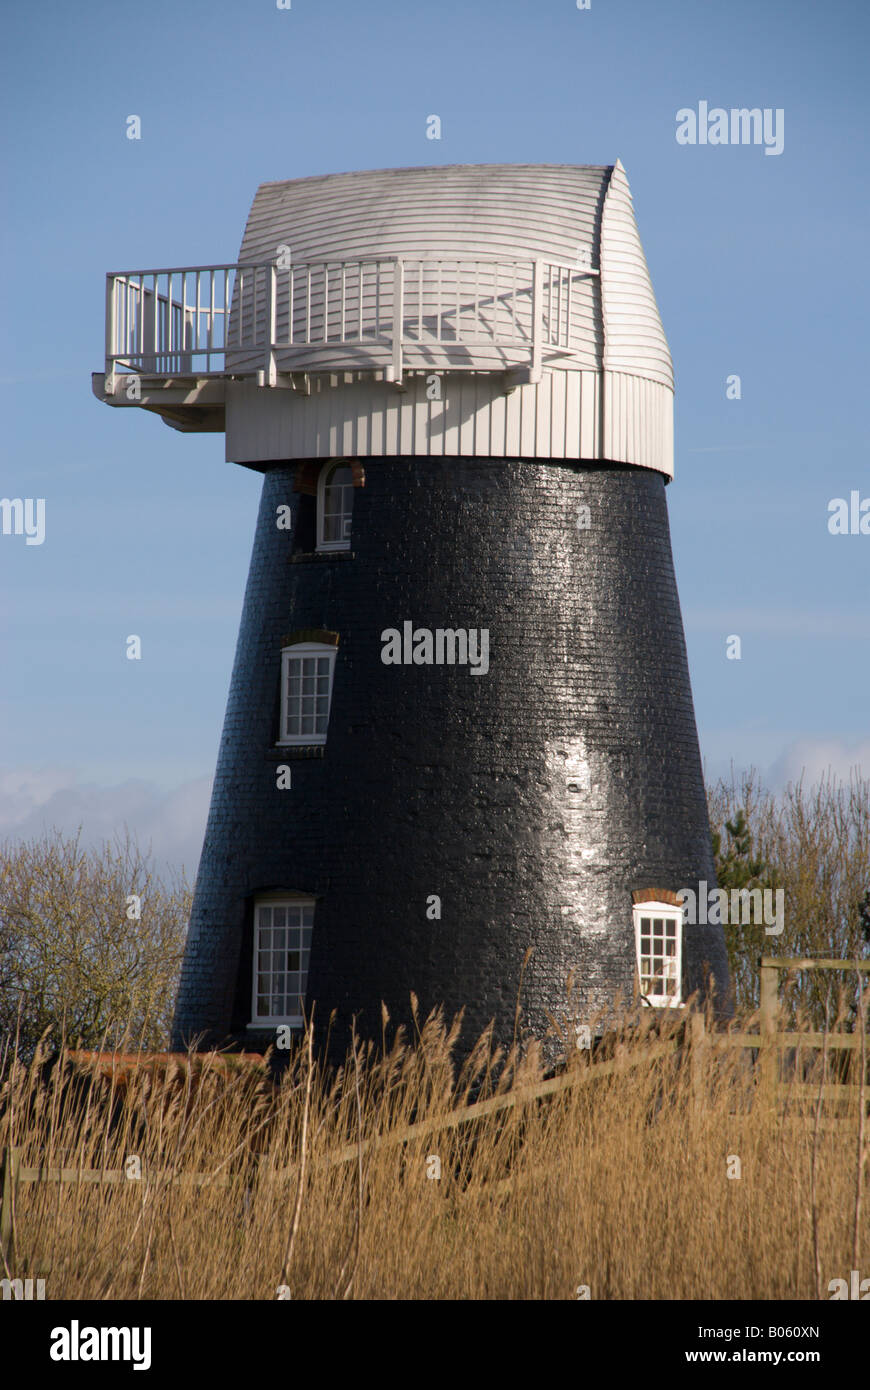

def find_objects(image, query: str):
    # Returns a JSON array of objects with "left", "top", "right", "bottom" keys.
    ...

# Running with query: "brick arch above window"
[
  {"left": 280, "top": 628, "right": 340, "bottom": 648},
  {"left": 293, "top": 459, "right": 365, "bottom": 494},
  {"left": 632, "top": 888, "right": 683, "bottom": 907}
]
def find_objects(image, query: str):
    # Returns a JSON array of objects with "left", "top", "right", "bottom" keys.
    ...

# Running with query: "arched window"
[
  {"left": 279, "top": 641, "right": 336, "bottom": 745},
  {"left": 317, "top": 461, "right": 354, "bottom": 551}
]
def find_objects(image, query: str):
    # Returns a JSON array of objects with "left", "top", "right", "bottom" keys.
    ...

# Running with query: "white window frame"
[
  {"left": 632, "top": 901, "right": 683, "bottom": 1007},
  {"left": 249, "top": 897, "right": 314, "bottom": 1029},
  {"left": 316, "top": 460, "right": 354, "bottom": 552},
  {"left": 278, "top": 642, "right": 336, "bottom": 746}
]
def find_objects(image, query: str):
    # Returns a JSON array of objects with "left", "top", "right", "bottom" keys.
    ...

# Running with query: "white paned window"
[
  {"left": 279, "top": 643, "right": 336, "bottom": 745},
  {"left": 633, "top": 903, "right": 683, "bottom": 1007},
  {"left": 317, "top": 462, "right": 354, "bottom": 551},
  {"left": 250, "top": 899, "right": 314, "bottom": 1027}
]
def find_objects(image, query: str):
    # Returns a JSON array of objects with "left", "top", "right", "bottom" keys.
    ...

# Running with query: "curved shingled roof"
[{"left": 239, "top": 161, "right": 673, "bottom": 391}]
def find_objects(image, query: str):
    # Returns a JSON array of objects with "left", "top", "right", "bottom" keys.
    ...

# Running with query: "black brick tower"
[{"left": 94, "top": 162, "right": 729, "bottom": 1057}]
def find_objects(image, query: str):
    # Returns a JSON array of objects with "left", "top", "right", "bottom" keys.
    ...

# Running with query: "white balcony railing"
[{"left": 104, "top": 256, "right": 598, "bottom": 388}]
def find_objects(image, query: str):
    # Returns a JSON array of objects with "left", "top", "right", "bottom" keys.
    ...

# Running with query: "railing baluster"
[
  {"left": 456, "top": 261, "right": 460, "bottom": 340},
  {"left": 546, "top": 264, "right": 552, "bottom": 345},
  {"left": 167, "top": 273, "right": 174, "bottom": 368},
  {"left": 390, "top": 258, "right": 404, "bottom": 384},
  {"left": 208, "top": 271, "right": 215, "bottom": 366},
  {"left": 136, "top": 276, "right": 143, "bottom": 368},
  {"left": 194, "top": 271, "right": 201, "bottom": 366},
  {"left": 547, "top": 265, "right": 555, "bottom": 344},
  {"left": 531, "top": 259, "right": 543, "bottom": 381},
  {"left": 146, "top": 273, "right": 153, "bottom": 364},
  {"left": 122, "top": 277, "right": 129, "bottom": 364},
  {"left": 104, "top": 274, "right": 116, "bottom": 383},
  {"left": 264, "top": 263, "right": 276, "bottom": 385},
  {"left": 114, "top": 276, "right": 120, "bottom": 367},
  {"left": 223, "top": 268, "right": 230, "bottom": 352},
  {"left": 152, "top": 274, "right": 160, "bottom": 372},
  {"left": 549, "top": 265, "right": 555, "bottom": 345},
  {"left": 565, "top": 268, "right": 571, "bottom": 346},
  {"left": 180, "top": 271, "right": 187, "bottom": 371},
  {"left": 114, "top": 276, "right": 120, "bottom": 368}
]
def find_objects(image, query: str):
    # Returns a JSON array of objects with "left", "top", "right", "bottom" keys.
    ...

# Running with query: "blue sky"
[{"left": 1, "top": 0, "right": 868, "bottom": 876}]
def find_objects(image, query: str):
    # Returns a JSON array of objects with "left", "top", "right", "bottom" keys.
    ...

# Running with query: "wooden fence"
[
  {"left": 0, "top": 1040, "right": 675, "bottom": 1255},
  {"left": 2, "top": 955, "right": 867, "bottom": 1256}
]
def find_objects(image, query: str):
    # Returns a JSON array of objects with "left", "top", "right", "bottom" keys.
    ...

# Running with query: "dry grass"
[{"left": 0, "top": 1002, "right": 866, "bottom": 1300}]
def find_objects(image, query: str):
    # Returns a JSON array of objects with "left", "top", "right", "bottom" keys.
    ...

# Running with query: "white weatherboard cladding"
[
  {"left": 226, "top": 370, "right": 603, "bottom": 464},
  {"left": 226, "top": 163, "right": 674, "bottom": 477}
]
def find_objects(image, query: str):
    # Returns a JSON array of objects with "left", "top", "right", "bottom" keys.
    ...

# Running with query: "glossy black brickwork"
[{"left": 172, "top": 457, "right": 729, "bottom": 1058}]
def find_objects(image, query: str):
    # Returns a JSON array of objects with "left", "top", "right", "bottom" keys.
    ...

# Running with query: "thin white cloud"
[
  {"left": 0, "top": 766, "right": 211, "bottom": 879},
  {"left": 704, "top": 736, "right": 870, "bottom": 792},
  {"left": 767, "top": 739, "right": 870, "bottom": 791}
]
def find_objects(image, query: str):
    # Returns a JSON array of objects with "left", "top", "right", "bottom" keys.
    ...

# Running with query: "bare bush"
[
  {"left": 708, "top": 769, "right": 870, "bottom": 1026},
  {"left": 0, "top": 829, "right": 190, "bottom": 1055}
]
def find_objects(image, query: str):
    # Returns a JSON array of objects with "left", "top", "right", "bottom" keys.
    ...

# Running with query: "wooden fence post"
[
  {"left": 690, "top": 1010, "right": 706, "bottom": 1124},
  {"left": 0, "top": 1146, "right": 21, "bottom": 1257},
  {"left": 759, "top": 957, "right": 780, "bottom": 1099},
  {"left": 759, "top": 958, "right": 780, "bottom": 1035}
]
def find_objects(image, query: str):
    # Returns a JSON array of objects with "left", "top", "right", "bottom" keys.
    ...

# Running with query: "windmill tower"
[{"left": 94, "top": 162, "right": 729, "bottom": 1057}]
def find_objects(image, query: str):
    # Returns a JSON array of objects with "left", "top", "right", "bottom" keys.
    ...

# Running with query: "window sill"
[
  {"left": 268, "top": 745, "right": 325, "bottom": 759},
  {"left": 289, "top": 550, "right": 355, "bottom": 564},
  {"left": 247, "top": 1018, "right": 304, "bottom": 1031}
]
